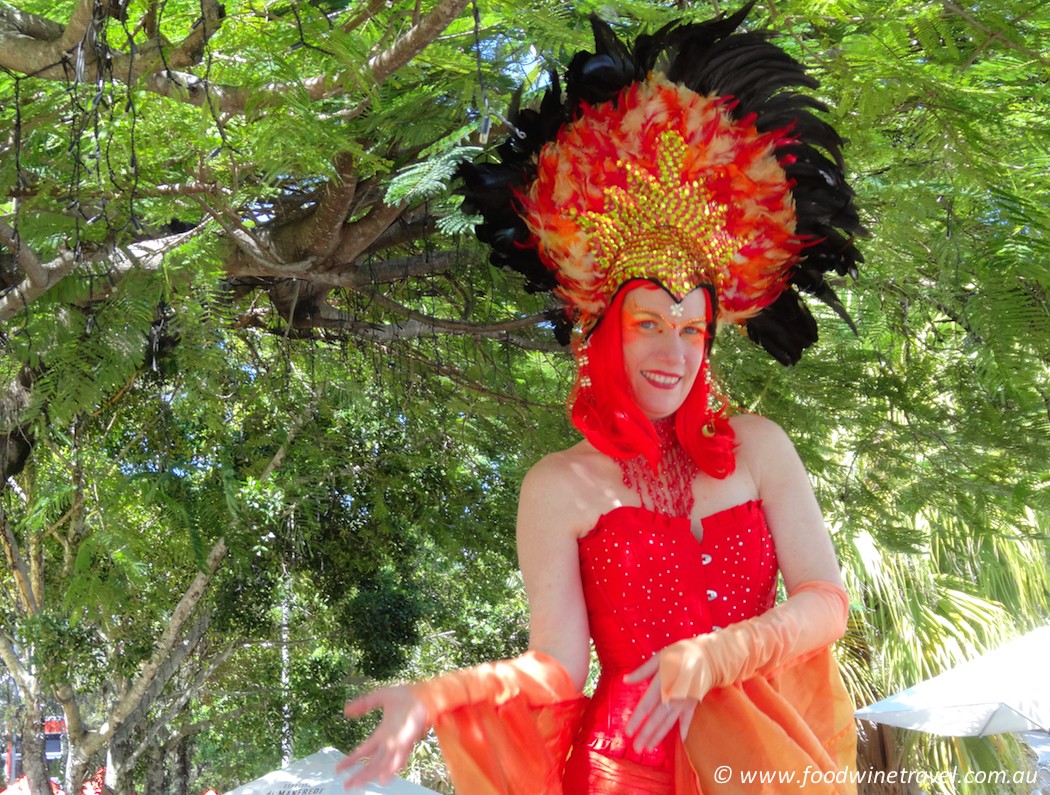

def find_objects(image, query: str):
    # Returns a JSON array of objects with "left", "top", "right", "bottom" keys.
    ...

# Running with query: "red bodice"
[{"left": 565, "top": 500, "right": 778, "bottom": 784}]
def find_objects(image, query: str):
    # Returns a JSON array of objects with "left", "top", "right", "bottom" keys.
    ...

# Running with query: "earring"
[
  {"left": 575, "top": 337, "right": 592, "bottom": 389},
  {"left": 698, "top": 360, "right": 718, "bottom": 436}
]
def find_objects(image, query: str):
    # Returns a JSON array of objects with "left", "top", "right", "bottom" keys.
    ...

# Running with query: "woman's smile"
[{"left": 641, "top": 370, "right": 683, "bottom": 388}]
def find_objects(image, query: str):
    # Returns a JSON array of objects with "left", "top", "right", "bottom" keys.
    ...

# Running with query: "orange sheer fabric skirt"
[{"left": 431, "top": 646, "right": 856, "bottom": 794}]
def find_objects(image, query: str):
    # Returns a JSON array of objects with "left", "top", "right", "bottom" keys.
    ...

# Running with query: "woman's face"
[{"left": 621, "top": 284, "right": 709, "bottom": 421}]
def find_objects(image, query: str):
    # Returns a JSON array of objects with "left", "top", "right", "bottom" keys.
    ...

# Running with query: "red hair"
[{"left": 569, "top": 282, "right": 736, "bottom": 478}]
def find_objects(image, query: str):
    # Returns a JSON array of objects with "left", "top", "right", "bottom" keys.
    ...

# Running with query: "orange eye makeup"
[{"left": 625, "top": 309, "right": 708, "bottom": 335}]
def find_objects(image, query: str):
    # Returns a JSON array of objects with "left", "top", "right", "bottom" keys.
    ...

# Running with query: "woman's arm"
[
  {"left": 516, "top": 452, "right": 594, "bottom": 690},
  {"left": 624, "top": 415, "right": 848, "bottom": 751},
  {"left": 340, "top": 451, "right": 593, "bottom": 788},
  {"left": 734, "top": 413, "right": 844, "bottom": 592}
]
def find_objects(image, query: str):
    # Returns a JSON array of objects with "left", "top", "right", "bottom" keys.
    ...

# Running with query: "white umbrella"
[
  {"left": 223, "top": 747, "right": 439, "bottom": 795},
  {"left": 855, "top": 625, "right": 1050, "bottom": 736}
]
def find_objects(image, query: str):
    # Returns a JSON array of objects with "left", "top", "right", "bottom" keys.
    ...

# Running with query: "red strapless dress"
[{"left": 427, "top": 502, "right": 856, "bottom": 794}]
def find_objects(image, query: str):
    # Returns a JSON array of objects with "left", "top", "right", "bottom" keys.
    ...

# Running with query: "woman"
[{"left": 341, "top": 5, "right": 865, "bottom": 792}]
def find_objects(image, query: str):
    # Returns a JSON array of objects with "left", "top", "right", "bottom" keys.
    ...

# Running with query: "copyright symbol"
[{"left": 714, "top": 766, "right": 732, "bottom": 784}]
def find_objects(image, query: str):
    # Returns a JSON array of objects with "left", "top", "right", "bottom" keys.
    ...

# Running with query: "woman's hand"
[
  {"left": 622, "top": 655, "right": 698, "bottom": 753},
  {"left": 337, "top": 685, "right": 428, "bottom": 790}
]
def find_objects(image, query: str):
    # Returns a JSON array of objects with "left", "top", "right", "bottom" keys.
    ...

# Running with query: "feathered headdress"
[{"left": 460, "top": 2, "right": 867, "bottom": 364}]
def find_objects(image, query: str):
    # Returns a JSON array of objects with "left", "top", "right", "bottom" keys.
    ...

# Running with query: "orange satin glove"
[
  {"left": 658, "top": 579, "right": 850, "bottom": 703},
  {"left": 410, "top": 649, "right": 579, "bottom": 726}
]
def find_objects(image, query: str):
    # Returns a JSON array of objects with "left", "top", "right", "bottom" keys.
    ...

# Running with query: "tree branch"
[
  {"left": 302, "top": 250, "right": 450, "bottom": 289},
  {"left": 261, "top": 399, "right": 317, "bottom": 480},
  {"left": 361, "top": 209, "right": 438, "bottom": 255},
  {"left": 305, "top": 152, "right": 359, "bottom": 259},
  {"left": 124, "top": 641, "right": 235, "bottom": 771},
  {"left": 0, "top": 627, "right": 35, "bottom": 691},
  {"left": 114, "top": 0, "right": 226, "bottom": 83},
  {"left": 367, "top": 0, "right": 471, "bottom": 84},
  {"left": 224, "top": 251, "right": 454, "bottom": 311},
  {"left": 3, "top": 0, "right": 470, "bottom": 118},
  {"left": 55, "top": 0, "right": 97, "bottom": 55},
  {"left": 378, "top": 344, "right": 558, "bottom": 408},
  {"left": 0, "top": 248, "right": 76, "bottom": 320},
  {"left": 0, "top": 507, "right": 39, "bottom": 614},
  {"left": 141, "top": 70, "right": 252, "bottom": 112},
  {"left": 344, "top": 251, "right": 454, "bottom": 286},
  {"left": 0, "top": 0, "right": 225, "bottom": 84},
  {"left": 105, "top": 610, "right": 213, "bottom": 754},
  {"left": 0, "top": 3, "right": 63, "bottom": 42},
  {"left": 331, "top": 200, "right": 408, "bottom": 265},
  {"left": 0, "top": 222, "right": 209, "bottom": 323},
  {"left": 342, "top": 0, "right": 388, "bottom": 33},
  {"left": 361, "top": 289, "right": 550, "bottom": 334},
  {"left": 86, "top": 538, "right": 228, "bottom": 754},
  {"left": 193, "top": 198, "right": 316, "bottom": 274},
  {"left": 0, "top": 220, "right": 47, "bottom": 287},
  {"left": 309, "top": 306, "right": 552, "bottom": 344},
  {"left": 55, "top": 681, "right": 88, "bottom": 746},
  {"left": 940, "top": 0, "right": 1050, "bottom": 67},
  {"left": 135, "top": 181, "right": 230, "bottom": 198}
]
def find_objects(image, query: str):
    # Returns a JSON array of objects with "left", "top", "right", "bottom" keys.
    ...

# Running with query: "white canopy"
[
  {"left": 855, "top": 625, "right": 1050, "bottom": 736},
  {"left": 223, "top": 747, "right": 439, "bottom": 795}
]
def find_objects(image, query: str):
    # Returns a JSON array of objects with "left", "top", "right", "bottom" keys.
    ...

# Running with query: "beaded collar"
[{"left": 616, "top": 418, "right": 697, "bottom": 518}]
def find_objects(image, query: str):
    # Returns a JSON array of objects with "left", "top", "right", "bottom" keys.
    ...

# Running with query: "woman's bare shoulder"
[
  {"left": 523, "top": 440, "right": 609, "bottom": 491},
  {"left": 726, "top": 412, "right": 804, "bottom": 493},
  {"left": 729, "top": 412, "right": 793, "bottom": 457},
  {"left": 519, "top": 440, "right": 620, "bottom": 538},
  {"left": 729, "top": 411, "right": 785, "bottom": 437}
]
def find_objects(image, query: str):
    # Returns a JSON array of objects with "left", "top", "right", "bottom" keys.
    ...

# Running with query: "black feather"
[{"left": 745, "top": 290, "right": 818, "bottom": 365}]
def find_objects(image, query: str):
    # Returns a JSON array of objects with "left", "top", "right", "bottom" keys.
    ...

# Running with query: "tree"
[
  {"left": 1, "top": 0, "right": 1048, "bottom": 793},
  {"left": 0, "top": 0, "right": 560, "bottom": 790}
]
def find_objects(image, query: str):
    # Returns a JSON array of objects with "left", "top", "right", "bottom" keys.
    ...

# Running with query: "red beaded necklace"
[{"left": 616, "top": 417, "right": 697, "bottom": 518}]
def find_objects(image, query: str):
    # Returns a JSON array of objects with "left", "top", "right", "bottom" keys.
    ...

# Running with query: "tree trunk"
[
  {"left": 64, "top": 743, "right": 93, "bottom": 795},
  {"left": 856, "top": 721, "right": 907, "bottom": 795},
  {"left": 173, "top": 735, "right": 189, "bottom": 795},
  {"left": 142, "top": 743, "right": 166, "bottom": 795},
  {"left": 19, "top": 695, "right": 50, "bottom": 795},
  {"left": 280, "top": 568, "right": 293, "bottom": 767},
  {"left": 105, "top": 728, "right": 136, "bottom": 795}
]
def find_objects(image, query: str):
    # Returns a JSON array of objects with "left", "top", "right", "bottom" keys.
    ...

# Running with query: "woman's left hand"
[
  {"left": 623, "top": 655, "right": 697, "bottom": 753},
  {"left": 337, "top": 684, "right": 428, "bottom": 789}
]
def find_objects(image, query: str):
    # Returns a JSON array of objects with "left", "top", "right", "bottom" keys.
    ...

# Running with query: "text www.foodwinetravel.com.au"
[{"left": 712, "top": 764, "right": 1039, "bottom": 789}]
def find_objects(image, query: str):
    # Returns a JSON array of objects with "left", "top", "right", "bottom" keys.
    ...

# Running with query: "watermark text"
[{"left": 710, "top": 764, "right": 1038, "bottom": 790}]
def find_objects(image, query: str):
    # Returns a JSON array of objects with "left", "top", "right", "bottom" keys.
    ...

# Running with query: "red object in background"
[
  {"left": 3, "top": 717, "right": 66, "bottom": 782},
  {"left": 80, "top": 769, "right": 105, "bottom": 795}
]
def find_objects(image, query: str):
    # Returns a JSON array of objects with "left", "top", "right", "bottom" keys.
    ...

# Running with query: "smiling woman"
[{"left": 340, "top": 4, "right": 865, "bottom": 793}]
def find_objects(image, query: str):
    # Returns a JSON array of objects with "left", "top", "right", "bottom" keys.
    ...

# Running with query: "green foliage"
[
  {"left": 19, "top": 610, "right": 107, "bottom": 690},
  {"left": 385, "top": 145, "right": 483, "bottom": 205},
  {"left": 346, "top": 569, "right": 424, "bottom": 678}
]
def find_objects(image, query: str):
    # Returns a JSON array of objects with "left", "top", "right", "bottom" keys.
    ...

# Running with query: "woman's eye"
[
  {"left": 682, "top": 326, "right": 703, "bottom": 336},
  {"left": 637, "top": 320, "right": 657, "bottom": 330}
]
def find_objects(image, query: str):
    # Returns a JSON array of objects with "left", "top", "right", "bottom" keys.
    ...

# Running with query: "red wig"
[{"left": 569, "top": 281, "right": 736, "bottom": 478}]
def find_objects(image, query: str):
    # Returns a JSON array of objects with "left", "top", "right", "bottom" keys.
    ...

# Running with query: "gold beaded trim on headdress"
[{"left": 575, "top": 129, "right": 734, "bottom": 304}]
